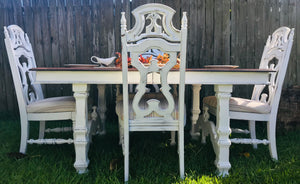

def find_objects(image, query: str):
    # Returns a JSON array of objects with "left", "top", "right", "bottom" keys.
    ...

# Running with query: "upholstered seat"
[
  {"left": 203, "top": 96, "right": 271, "bottom": 114},
  {"left": 27, "top": 96, "right": 75, "bottom": 113}
]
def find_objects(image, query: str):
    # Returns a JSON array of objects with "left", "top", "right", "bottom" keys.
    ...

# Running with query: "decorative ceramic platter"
[
  {"left": 204, "top": 65, "right": 239, "bottom": 69},
  {"left": 142, "top": 63, "right": 166, "bottom": 67}
]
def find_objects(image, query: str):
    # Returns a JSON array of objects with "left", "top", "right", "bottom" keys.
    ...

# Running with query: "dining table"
[{"left": 31, "top": 66, "right": 272, "bottom": 176}]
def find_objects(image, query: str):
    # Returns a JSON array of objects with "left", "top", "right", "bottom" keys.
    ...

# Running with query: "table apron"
[{"left": 35, "top": 71, "right": 270, "bottom": 85}]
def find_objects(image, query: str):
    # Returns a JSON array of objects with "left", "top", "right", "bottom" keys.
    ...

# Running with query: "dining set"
[{"left": 3, "top": 3, "right": 294, "bottom": 182}]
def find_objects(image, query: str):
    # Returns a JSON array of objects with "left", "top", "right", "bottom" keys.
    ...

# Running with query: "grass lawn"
[{"left": 0, "top": 113, "right": 299, "bottom": 184}]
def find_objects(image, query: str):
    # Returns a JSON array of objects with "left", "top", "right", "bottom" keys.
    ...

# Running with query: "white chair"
[
  {"left": 115, "top": 3, "right": 187, "bottom": 181},
  {"left": 4, "top": 25, "right": 79, "bottom": 154},
  {"left": 200, "top": 27, "right": 295, "bottom": 160}
]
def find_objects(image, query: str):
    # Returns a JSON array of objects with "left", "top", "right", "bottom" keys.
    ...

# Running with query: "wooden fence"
[{"left": 0, "top": 0, "right": 299, "bottom": 114}]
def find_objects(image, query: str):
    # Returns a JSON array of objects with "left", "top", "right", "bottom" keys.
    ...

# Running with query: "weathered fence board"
[
  {"left": 2, "top": 0, "right": 17, "bottom": 112},
  {"left": 0, "top": 1, "right": 7, "bottom": 112},
  {"left": 0, "top": 0, "right": 299, "bottom": 114},
  {"left": 285, "top": 0, "right": 297, "bottom": 88},
  {"left": 297, "top": 0, "right": 300, "bottom": 85},
  {"left": 204, "top": 0, "right": 214, "bottom": 67}
]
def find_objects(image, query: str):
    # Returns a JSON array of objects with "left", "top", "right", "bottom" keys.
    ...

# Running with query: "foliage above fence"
[{"left": 0, "top": 0, "right": 299, "bottom": 113}]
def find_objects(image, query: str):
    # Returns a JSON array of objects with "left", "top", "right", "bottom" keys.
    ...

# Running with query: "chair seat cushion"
[
  {"left": 27, "top": 96, "right": 75, "bottom": 113},
  {"left": 116, "top": 93, "right": 181, "bottom": 120},
  {"left": 203, "top": 96, "right": 271, "bottom": 114}
]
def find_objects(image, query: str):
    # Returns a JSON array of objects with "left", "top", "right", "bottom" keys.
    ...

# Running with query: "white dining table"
[{"left": 31, "top": 66, "right": 271, "bottom": 176}]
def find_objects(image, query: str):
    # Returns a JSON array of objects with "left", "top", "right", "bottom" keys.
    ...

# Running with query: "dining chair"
[
  {"left": 4, "top": 25, "right": 84, "bottom": 154},
  {"left": 200, "top": 27, "right": 295, "bottom": 160},
  {"left": 115, "top": 3, "right": 187, "bottom": 181}
]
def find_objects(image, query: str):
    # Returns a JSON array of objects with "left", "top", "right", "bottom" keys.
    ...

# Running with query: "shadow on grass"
[{"left": 0, "top": 113, "right": 299, "bottom": 183}]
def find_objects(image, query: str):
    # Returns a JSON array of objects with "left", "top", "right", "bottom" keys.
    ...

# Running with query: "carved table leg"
[
  {"left": 190, "top": 84, "right": 202, "bottom": 140},
  {"left": 97, "top": 84, "right": 107, "bottom": 135},
  {"left": 214, "top": 84, "right": 232, "bottom": 176},
  {"left": 73, "top": 84, "right": 90, "bottom": 174}
]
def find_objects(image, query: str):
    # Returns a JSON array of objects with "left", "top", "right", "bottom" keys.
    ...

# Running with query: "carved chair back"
[
  {"left": 251, "top": 27, "right": 294, "bottom": 114},
  {"left": 120, "top": 3, "right": 187, "bottom": 124},
  {"left": 4, "top": 25, "right": 44, "bottom": 112}
]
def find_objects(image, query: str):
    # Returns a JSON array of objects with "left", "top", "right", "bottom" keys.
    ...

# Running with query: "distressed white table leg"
[
  {"left": 190, "top": 84, "right": 202, "bottom": 140},
  {"left": 97, "top": 84, "right": 106, "bottom": 135},
  {"left": 214, "top": 84, "right": 232, "bottom": 176},
  {"left": 73, "top": 84, "right": 90, "bottom": 174}
]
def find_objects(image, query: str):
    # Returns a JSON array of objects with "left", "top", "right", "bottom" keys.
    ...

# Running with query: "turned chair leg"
[
  {"left": 200, "top": 106, "right": 210, "bottom": 144},
  {"left": 38, "top": 121, "right": 45, "bottom": 139},
  {"left": 91, "top": 106, "right": 98, "bottom": 136},
  {"left": 248, "top": 120, "right": 257, "bottom": 149},
  {"left": 119, "top": 119, "right": 124, "bottom": 145},
  {"left": 170, "top": 131, "right": 176, "bottom": 145}
]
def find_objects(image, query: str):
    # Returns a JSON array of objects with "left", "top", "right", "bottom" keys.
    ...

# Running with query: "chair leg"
[
  {"left": 248, "top": 120, "right": 257, "bottom": 149},
  {"left": 199, "top": 116, "right": 207, "bottom": 144},
  {"left": 178, "top": 129, "right": 184, "bottom": 179},
  {"left": 124, "top": 130, "right": 129, "bottom": 182},
  {"left": 267, "top": 119, "right": 278, "bottom": 160},
  {"left": 90, "top": 106, "right": 98, "bottom": 135},
  {"left": 38, "top": 121, "right": 45, "bottom": 139},
  {"left": 72, "top": 113, "right": 76, "bottom": 132},
  {"left": 119, "top": 118, "right": 124, "bottom": 145},
  {"left": 20, "top": 118, "right": 29, "bottom": 154},
  {"left": 170, "top": 131, "right": 176, "bottom": 145},
  {"left": 200, "top": 106, "right": 210, "bottom": 144}
]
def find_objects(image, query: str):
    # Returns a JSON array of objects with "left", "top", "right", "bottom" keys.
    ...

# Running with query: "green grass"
[{"left": 0, "top": 113, "right": 299, "bottom": 184}]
